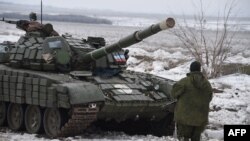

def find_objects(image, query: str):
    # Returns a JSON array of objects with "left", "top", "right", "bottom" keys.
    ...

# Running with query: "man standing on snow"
[{"left": 171, "top": 61, "right": 213, "bottom": 141}]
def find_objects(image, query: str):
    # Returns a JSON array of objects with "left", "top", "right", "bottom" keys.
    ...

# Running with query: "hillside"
[{"left": 0, "top": 13, "right": 112, "bottom": 25}]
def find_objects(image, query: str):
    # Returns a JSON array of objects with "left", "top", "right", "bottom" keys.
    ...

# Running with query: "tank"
[{"left": 0, "top": 17, "right": 176, "bottom": 138}]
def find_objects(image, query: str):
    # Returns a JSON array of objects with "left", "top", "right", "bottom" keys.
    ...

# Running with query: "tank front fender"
[{"left": 62, "top": 83, "right": 105, "bottom": 104}]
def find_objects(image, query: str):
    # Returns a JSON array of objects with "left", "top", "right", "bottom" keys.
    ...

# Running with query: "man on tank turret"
[
  {"left": 4, "top": 12, "right": 59, "bottom": 36},
  {"left": 29, "top": 12, "right": 37, "bottom": 21},
  {"left": 43, "top": 23, "right": 59, "bottom": 36},
  {"left": 16, "top": 12, "right": 43, "bottom": 32}
]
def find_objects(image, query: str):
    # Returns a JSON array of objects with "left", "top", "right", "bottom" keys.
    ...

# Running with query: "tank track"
[{"left": 58, "top": 105, "right": 99, "bottom": 137}]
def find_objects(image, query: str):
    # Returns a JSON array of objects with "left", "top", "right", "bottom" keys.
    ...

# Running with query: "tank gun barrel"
[{"left": 81, "top": 17, "right": 175, "bottom": 62}]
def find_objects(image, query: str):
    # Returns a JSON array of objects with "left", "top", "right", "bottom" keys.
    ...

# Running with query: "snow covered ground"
[{"left": 0, "top": 19, "right": 250, "bottom": 141}]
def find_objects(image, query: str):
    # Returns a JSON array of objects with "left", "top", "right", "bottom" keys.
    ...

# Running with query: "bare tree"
[{"left": 172, "top": 0, "right": 238, "bottom": 78}]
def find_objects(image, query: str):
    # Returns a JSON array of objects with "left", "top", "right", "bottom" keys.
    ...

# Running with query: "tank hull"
[{"left": 0, "top": 64, "right": 175, "bottom": 137}]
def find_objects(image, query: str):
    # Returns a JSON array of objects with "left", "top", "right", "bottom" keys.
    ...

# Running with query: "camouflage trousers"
[{"left": 176, "top": 123, "right": 205, "bottom": 141}]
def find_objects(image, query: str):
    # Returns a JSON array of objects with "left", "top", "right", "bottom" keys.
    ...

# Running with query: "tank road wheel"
[
  {"left": 7, "top": 103, "right": 25, "bottom": 131},
  {"left": 25, "top": 105, "right": 43, "bottom": 134},
  {"left": 43, "top": 108, "right": 62, "bottom": 138},
  {"left": 0, "top": 102, "right": 7, "bottom": 126}
]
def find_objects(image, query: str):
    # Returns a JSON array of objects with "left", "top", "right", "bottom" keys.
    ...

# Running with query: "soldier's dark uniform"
[{"left": 171, "top": 61, "right": 213, "bottom": 141}]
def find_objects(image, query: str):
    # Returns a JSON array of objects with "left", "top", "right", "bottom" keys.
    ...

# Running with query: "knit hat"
[{"left": 190, "top": 61, "right": 201, "bottom": 72}]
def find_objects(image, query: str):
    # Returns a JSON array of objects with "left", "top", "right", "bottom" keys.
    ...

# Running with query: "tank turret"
[
  {"left": 2, "top": 18, "right": 175, "bottom": 73},
  {"left": 81, "top": 18, "right": 175, "bottom": 63}
]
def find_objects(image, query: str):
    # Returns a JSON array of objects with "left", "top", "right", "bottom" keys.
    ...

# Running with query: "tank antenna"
[{"left": 41, "top": 0, "right": 43, "bottom": 24}]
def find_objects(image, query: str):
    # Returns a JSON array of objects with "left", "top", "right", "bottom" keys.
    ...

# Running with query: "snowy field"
[{"left": 0, "top": 18, "right": 250, "bottom": 141}]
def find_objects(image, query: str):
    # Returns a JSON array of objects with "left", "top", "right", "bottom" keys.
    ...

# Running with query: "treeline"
[{"left": 0, "top": 13, "right": 112, "bottom": 25}]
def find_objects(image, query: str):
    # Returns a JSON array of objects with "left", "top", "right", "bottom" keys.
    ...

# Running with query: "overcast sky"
[{"left": 0, "top": 0, "right": 249, "bottom": 17}]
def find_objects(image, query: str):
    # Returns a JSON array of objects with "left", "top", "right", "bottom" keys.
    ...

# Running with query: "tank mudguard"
[{"left": 62, "top": 83, "right": 105, "bottom": 104}]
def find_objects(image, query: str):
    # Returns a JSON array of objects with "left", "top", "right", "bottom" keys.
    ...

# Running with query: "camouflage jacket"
[
  {"left": 16, "top": 20, "right": 43, "bottom": 32},
  {"left": 16, "top": 21, "right": 59, "bottom": 37},
  {"left": 171, "top": 72, "right": 213, "bottom": 126}
]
